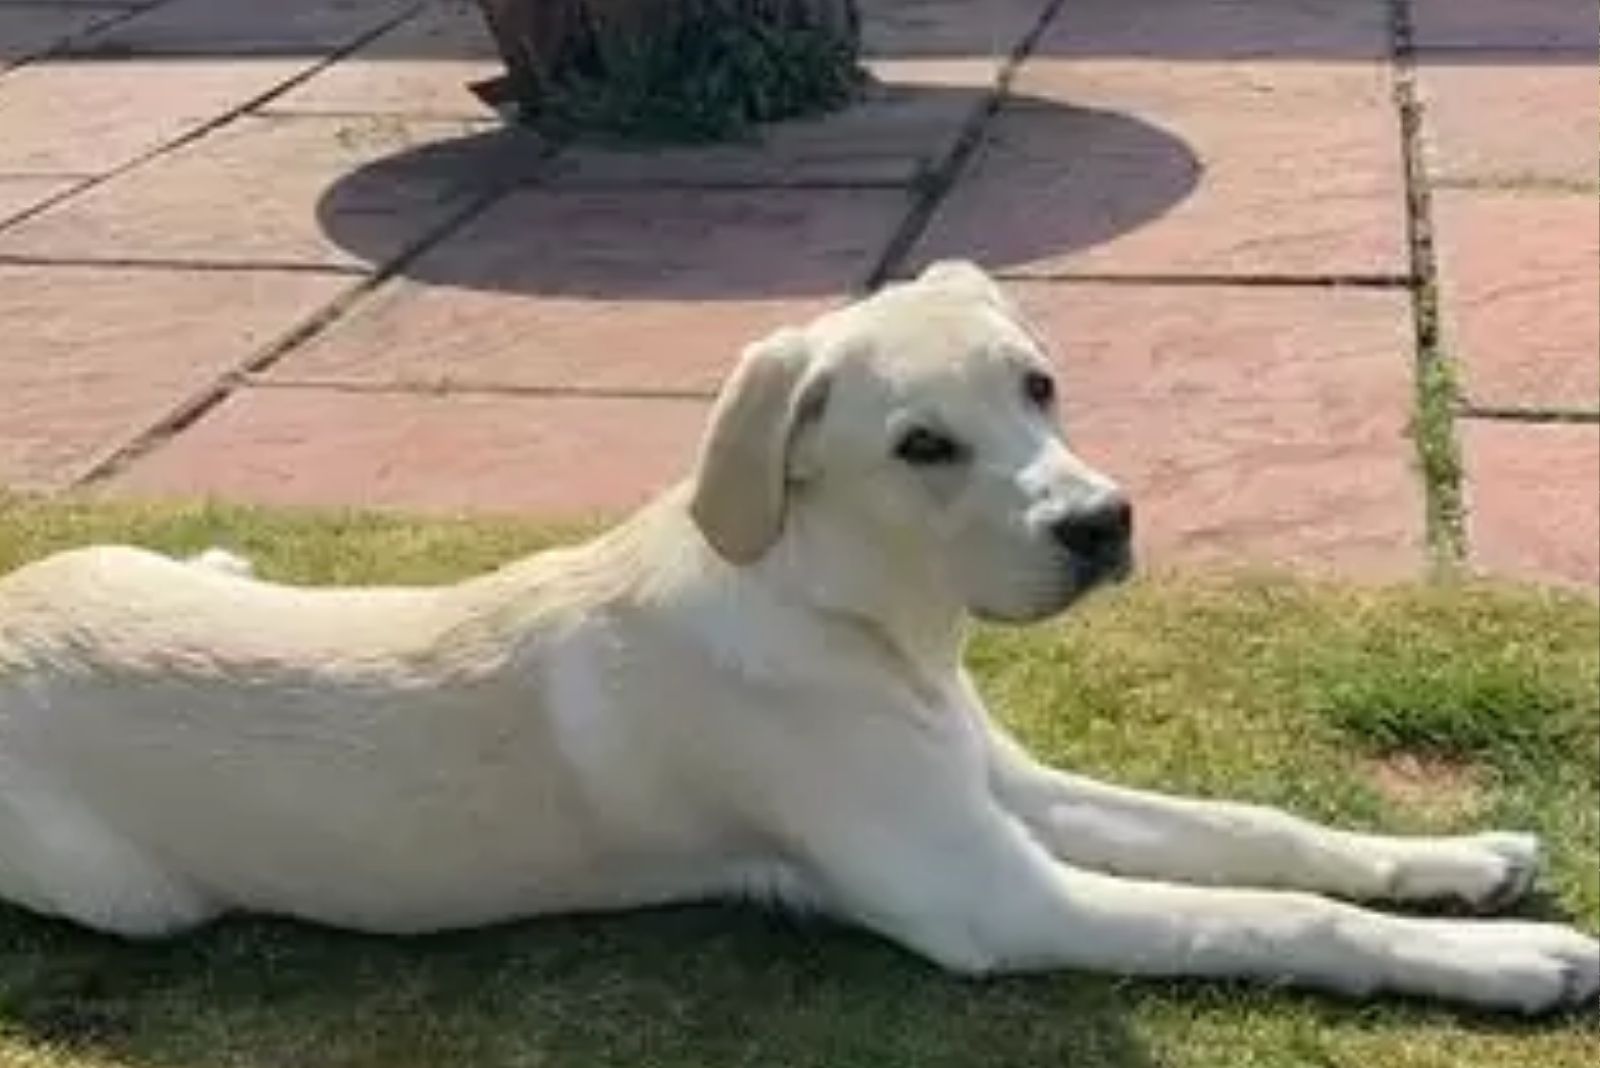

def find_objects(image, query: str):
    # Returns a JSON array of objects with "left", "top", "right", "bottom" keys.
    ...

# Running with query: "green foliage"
[
  {"left": 523, "top": 14, "right": 866, "bottom": 143},
  {"left": 0, "top": 501, "right": 1596, "bottom": 1066}
]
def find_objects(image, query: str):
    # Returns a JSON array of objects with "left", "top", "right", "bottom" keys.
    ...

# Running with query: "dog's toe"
[{"left": 1472, "top": 833, "right": 1543, "bottom": 912}]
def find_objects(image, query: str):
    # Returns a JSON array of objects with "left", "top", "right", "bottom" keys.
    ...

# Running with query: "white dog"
[{"left": 0, "top": 263, "right": 1594, "bottom": 1014}]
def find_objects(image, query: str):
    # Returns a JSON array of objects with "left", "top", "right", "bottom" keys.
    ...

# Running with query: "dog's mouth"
[{"left": 970, "top": 545, "right": 1134, "bottom": 625}]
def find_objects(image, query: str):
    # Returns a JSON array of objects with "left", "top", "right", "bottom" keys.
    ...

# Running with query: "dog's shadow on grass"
[
  {"left": 0, "top": 904, "right": 1159, "bottom": 1068},
  {"left": 314, "top": 83, "right": 1200, "bottom": 300}
]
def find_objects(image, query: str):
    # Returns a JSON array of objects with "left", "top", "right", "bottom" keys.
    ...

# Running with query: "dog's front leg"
[
  {"left": 980, "top": 712, "right": 1542, "bottom": 910},
  {"left": 804, "top": 794, "right": 1598, "bottom": 1013}
]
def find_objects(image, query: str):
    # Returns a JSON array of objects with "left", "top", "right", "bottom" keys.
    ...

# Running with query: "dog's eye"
[
  {"left": 1023, "top": 370, "right": 1056, "bottom": 408},
  {"left": 894, "top": 427, "right": 966, "bottom": 466}
]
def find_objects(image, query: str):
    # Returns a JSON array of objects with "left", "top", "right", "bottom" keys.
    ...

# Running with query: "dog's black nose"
[{"left": 1052, "top": 497, "right": 1133, "bottom": 559}]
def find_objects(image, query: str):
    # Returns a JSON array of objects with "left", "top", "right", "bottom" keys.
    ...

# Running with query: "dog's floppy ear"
[{"left": 691, "top": 327, "right": 828, "bottom": 565}]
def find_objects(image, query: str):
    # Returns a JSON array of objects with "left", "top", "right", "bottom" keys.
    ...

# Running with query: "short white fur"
[{"left": 0, "top": 262, "right": 1594, "bottom": 1013}]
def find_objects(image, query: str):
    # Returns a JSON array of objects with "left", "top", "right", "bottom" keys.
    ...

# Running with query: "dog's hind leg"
[{"left": 0, "top": 765, "right": 220, "bottom": 937}]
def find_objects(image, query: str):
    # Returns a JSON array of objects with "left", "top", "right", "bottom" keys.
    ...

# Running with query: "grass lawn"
[{"left": 0, "top": 496, "right": 1595, "bottom": 1068}]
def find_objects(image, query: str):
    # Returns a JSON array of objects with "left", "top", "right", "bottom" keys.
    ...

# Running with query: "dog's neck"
[{"left": 760, "top": 507, "right": 968, "bottom": 677}]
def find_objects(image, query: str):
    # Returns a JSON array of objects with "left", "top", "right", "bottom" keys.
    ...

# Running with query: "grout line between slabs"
[
  {"left": 1431, "top": 177, "right": 1600, "bottom": 195},
  {"left": 530, "top": 176, "right": 914, "bottom": 192},
  {"left": 0, "top": 0, "right": 429, "bottom": 238},
  {"left": 1459, "top": 405, "right": 1600, "bottom": 426},
  {"left": 0, "top": 253, "right": 368, "bottom": 275},
  {"left": 245, "top": 376, "right": 720, "bottom": 403},
  {"left": 70, "top": 146, "right": 553, "bottom": 488},
  {"left": 861, "top": 0, "right": 1070, "bottom": 291},
  {"left": 1408, "top": 43, "right": 1596, "bottom": 59},
  {"left": 1392, "top": 0, "right": 1467, "bottom": 572},
  {"left": 933, "top": 271, "right": 1413, "bottom": 290},
  {"left": 255, "top": 107, "right": 504, "bottom": 124}
]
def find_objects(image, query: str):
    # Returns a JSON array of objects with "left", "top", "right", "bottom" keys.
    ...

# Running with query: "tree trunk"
[{"left": 470, "top": 0, "right": 864, "bottom": 141}]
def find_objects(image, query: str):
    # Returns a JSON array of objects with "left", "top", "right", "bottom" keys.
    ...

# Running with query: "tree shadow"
[
  {"left": 315, "top": 84, "right": 1201, "bottom": 300},
  {"left": 0, "top": 903, "right": 1161, "bottom": 1068}
]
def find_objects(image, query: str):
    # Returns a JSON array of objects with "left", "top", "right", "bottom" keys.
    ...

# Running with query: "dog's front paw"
[
  {"left": 1389, "top": 919, "right": 1599, "bottom": 1014},
  {"left": 1388, "top": 832, "right": 1543, "bottom": 912}
]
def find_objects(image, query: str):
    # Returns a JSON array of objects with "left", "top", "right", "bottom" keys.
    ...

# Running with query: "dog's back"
[{"left": 0, "top": 538, "right": 644, "bottom": 932}]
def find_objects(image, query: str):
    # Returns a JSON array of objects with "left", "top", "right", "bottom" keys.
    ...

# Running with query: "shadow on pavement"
[{"left": 315, "top": 85, "right": 1201, "bottom": 300}]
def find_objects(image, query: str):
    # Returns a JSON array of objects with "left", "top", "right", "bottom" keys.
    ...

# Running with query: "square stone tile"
[
  {"left": 1463, "top": 420, "right": 1599, "bottom": 588},
  {"left": 267, "top": 185, "right": 899, "bottom": 389},
  {"left": 1029, "top": 0, "right": 1392, "bottom": 60},
  {"left": 270, "top": 289, "right": 834, "bottom": 393},
  {"left": 265, "top": 0, "right": 501, "bottom": 119},
  {"left": 0, "top": 115, "right": 546, "bottom": 268},
  {"left": 1011, "top": 282, "right": 1424, "bottom": 575},
  {"left": 1411, "top": 0, "right": 1596, "bottom": 50},
  {"left": 1418, "top": 60, "right": 1598, "bottom": 187},
  {"left": 913, "top": 61, "right": 1407, "bottom": 278},
  {"left": 0, "top": 56, "right": 311, "bottom": 175},
  {"left": 108, "top": 387, "right": 711, "bottom": 518},
  {"left": 1434, "top": 191, "right": 1599, "bottom": 412},
  {"left": 547, "top": 59, "right": 992, "bottom": 188},
  {"left": 68, "top": 0, "right": 413, "bottom": 56},
  {"left": 0, "top": 2, "right": 132, "bottom": 70},
  {"left": 0, "top": 264, "right": 349, "bottom": 489},
  {"left": 0, "top": 175, "right": 80, "bottom": 224}
]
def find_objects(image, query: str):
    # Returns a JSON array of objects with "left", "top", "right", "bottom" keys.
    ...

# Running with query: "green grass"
[
  {"left": 0, "top": 495, "right": 1596, "bottom": 1068},
  {"left": 1409, "top": 315, "right": 1466, "bottom": 568}
]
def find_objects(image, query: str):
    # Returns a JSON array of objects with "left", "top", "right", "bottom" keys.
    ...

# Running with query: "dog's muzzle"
[{"left": 1051, "top": 495, "right": 1134, "bottom": 588}]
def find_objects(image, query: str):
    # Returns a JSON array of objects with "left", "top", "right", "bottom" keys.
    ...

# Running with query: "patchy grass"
[
  {"left": 0, "top": 495, "right": 1596, "bottom": 1068},
  {"left": 1410, "top": 340, "right": 1466, "bottom": 567}
]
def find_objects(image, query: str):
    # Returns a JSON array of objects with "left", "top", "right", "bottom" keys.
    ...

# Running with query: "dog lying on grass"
[{"left": 1, "top": 262, "right": 1594, "bottom": 1013}]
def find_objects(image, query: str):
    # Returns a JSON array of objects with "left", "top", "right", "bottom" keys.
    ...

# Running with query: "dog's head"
[{"left": 690, "top": 260, "right": 1131, "bottom": 624}]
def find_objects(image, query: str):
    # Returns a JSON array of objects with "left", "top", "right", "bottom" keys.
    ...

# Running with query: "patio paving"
[
  {"left": 1433, "top": 191, "right": 1599, "bottom": 413},
  {"left": 1462, "top": 420, "right": 1600, "bottom": 588},
  {"left": 0, "top": 0, "right": 1594, "bottom": 589},
  {"left": 913, "top": 60, "right": 1408, "bottom": 279},
  {"left": 0, "top": 262, "right": 349, "bottom": 488}
]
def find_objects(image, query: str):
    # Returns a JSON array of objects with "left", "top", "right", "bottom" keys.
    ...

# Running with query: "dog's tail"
[{"left": 184, "top": 547, "right": 255, "bottom": 579}]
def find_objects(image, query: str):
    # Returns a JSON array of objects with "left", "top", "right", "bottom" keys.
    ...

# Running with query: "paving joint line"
[
  {"left": 0, "top": 171, "right": 96, "bottom": 181},
  {"left": 1409, "top": 44, "right": 1595, "bottom": 59},
  {"left": 0, "top": 0, "right": 429, "bottom": 238},
  {"left": 71, "top": 144, "right": 554, "bottom": 488},
  {"left": 1459, "top": 405, "right": 1600, "bottom": 426},
  {"left": 531, "top": 177, "right": 913, "bottom": 192},
  {"left": 255, "top": 106, "right": 503, "bottom": 124},
  {"left": 1431, "top": 177, "right": 1599, "bottom": 195},
  {"left": 245, "top": 376, "right": 719, "bottom": 403},
  {"left": 910, "top": 271, "right": 1416, "bottom": 290},
  {"left": 0, "top": 253, "right": 368, "bottom": 275},
  {"left": 861, "top": 0, "right": 1070, "bottom": 292},
  {"left": 1391, "top": 0, "right": 1467, "bottom": 573}
]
